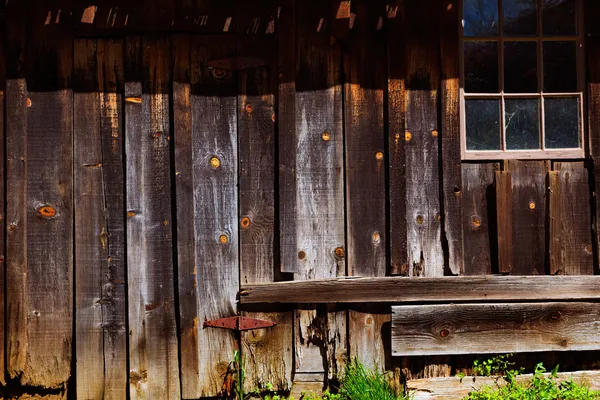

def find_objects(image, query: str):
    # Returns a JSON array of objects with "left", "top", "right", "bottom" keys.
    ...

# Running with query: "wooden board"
[
  {"left": 462, "top": 163, "right": 499, "bottom": 275},
  {"left": 407, "top": 371, "right": 600, "bottom": 400},
  {"left": 506, "top": 161, "right": 549, "bottom": 275},
  {"left": 404, "top": 0, "right": 443, "bottom": 276},
  {"left": 74, "top": 38, "right": 127, "bottom": 399},
  {"left": 495, "top": 170, "right": 513, "bottom": 273},
  {"left": 240, "top": 275, "right": 600, "bottom": 304},
  {"left": 124, "top": 37, "right": 180, "bottom": 399},
  {"left": 440, "top": 0, "right": 463, "bottom": 275},
  {"left": 549, "top": 162, "right": 593, "bottom": 275},
  {"left": 189, "top": 35, "right": 239, "bottom": 397},
  {"left": 0, "top": 14, "right": 6, "bottom": 387},
  {"left": 392, "top": 302, "right": 600, "bottom": 355}
]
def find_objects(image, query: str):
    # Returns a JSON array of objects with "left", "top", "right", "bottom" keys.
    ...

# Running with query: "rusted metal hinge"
[{"left": 203, "top": 316, "right": 276, "bottom": 331}]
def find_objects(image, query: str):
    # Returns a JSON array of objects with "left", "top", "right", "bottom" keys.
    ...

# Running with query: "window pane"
[
  {"left": 504, "top": 42, "right": 538, "bottom": 93},
  {"left": 503, "top": 0, "right": 538, "bottom": 36},
  {"left": 542, "top": 0, "right": 576, "bottom": 35},
  {"left": 464, "top": 0, "right": 499, "bottom": 37},
  {"left": 505, "top": 98, "right": 540, "bottom": 150},
  {"left": 544, "top": 97, "right": 580, "bottom": 148},
  {"left": 543, "top": 41, "right": 577, "bottom": 92},
  {"left": 466, "top": 99, "right": 501, "bottom": 150},
  {"left": 464, "top": 41, "right": 499, "bottom": 93}
]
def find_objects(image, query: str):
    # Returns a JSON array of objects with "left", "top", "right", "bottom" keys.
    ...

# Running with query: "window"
[{"left": 460, "top": 0, "right": 585, "bottom": 160}]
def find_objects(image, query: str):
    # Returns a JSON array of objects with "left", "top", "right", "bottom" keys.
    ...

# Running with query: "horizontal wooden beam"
[
  {"left": 407, "top": 371, "right": 600, "bottom": 400},
  {"left": 239, "top": 276, "right": 600, "bottom": 304},
  {"left": 392, "top": 302, "right": 600, "bottom": 356}
]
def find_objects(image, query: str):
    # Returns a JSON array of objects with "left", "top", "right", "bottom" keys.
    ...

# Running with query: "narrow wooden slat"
[
  {"left": 404, "top": 0, "right": 443, "bottom": 276},
  {"left": 507, "top": 160, "right": 548, "bottom": 275},
  {"left": 462, "top": 163, "right": 499, "bottom": 275},
  {"left": 172, "top": 34, "right": 201, "bottom": 399},
  {"left": 345, "top": 0, "right": 387, "bottom": 371},
  {"left": 190, "top": 35, "right": 239, "bottom": 397},
  {"left": 407, "top": 371, "right": 600, "bottom": 400},
  {"left": 440, "top": 0, "right": 463, "bottom": 275},
  {"left": 238, "top": 33, "right": 293, "bottom": 391},
  {"left": 496, "top": 171, "right": 513, "bottom": 273},
  {"left": 549, "top": 162, "right": 594, "bottom": 275},
  {"left": 240, "top": 275, "right": 600, "bottom": 304},
  {"left": 0, "top": 14, "right": 6, "bottom": 386},
  {"left": 125, "top": 37, "right": 180, "bottom": 399},
  {"left": 392, "top": 302, "right": 600, "bottom": 356}
]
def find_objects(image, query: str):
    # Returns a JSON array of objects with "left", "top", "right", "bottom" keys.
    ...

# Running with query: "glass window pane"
[
  {"left": 463, "top": 0, "right": 499, "bottom": 37},
  {"left": 505, "top": 98, "right": 540, "bottom": 150},
  {"left": 503, "top": 0, "right": 538, "bottom": 36},
  {"left": 504, "top": 42, "right": 538, "bottom": 93},
  {"left": 466, "top": 99, "right": 501, "bottom": 150},
  {"left": 542, "top": 0, "right": 576, "bottom": 35},
  {"left": 543, "top": 41, "right": 577, "bottom": 92},
  {"left": 464, "top": 41, "right": 499, "bottom": 93},
  {"left": 544, "top": 97, "right": 580, "bottom": 148}
]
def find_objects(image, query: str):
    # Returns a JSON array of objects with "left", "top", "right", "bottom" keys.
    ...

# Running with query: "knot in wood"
[
  {"left": 529, "top": 201, "right": 536, "bottom": 210},
  {"left": 405, "top": 132, "right": 412, "bottom": 142},
  {"left": 212, "top": 68, "right": 227, "bottom": 79},
  {"left": 372, "top": 232, "right": 381, "bottom": 244},
  {"left": 210, "top": 156, "right": 221, "bottom": 169},
  {"left": 335, "top": 247, "right": 345, "bottom": 259},
  {"left": 322, "top": 131, "right": 331, "bottom": 141},
  {"left": 471, "top": 216, "right": 482, "bottom": 229},
  {"left": 219, "top": 234, "right": 229, "bottom": 244},
  {"left": 440, "top": 329, "right": 450, "bottom": 338},
  {"left": 240, "top": 217, "right": 251, "bottom": 229},
  {"left": 551, "top": 311, "right": 561, "bottom": 321},
  {"left": 298, "top": 250, "right": 306, "bottom": 260},
  {"left": 431, "top": 130, "right": 438, "bottom": 137},
  {"left": 38, "top": 205, "right": 57, "bottom": 218},
  {"left": 585, "top": 245, "right": 593, "bottom": 255},
  {"left": 245, "top": 103, "right": 253, "bottom": 114},
  {"left": 416, "top": 215, "right": 424, "bottom": 225},
  {"left": 375, "top": 151, "right": 384, "bottom": 160}
]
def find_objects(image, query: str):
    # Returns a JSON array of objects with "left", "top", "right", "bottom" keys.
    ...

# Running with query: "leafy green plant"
[{"left": 472, "top": 354, "right": 521, "bottom": 377}]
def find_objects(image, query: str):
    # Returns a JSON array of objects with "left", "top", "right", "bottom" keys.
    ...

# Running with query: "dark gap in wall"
[{"left": 587, "top": 159, "right": 600, "bottom": 275}]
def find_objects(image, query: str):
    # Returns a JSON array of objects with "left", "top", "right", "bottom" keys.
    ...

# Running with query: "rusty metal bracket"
[{"left": 203, "top": 316, "right": 277, "bottom": 331}]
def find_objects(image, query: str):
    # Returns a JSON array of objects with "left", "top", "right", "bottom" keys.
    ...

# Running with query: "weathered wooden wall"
[{"left": 0, "top": 0, "right": 599, "bottom": 398}]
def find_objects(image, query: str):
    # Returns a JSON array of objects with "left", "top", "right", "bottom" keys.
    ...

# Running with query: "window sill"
[{"left": 462, "top": 148, "right": 585, "bottom": 161}]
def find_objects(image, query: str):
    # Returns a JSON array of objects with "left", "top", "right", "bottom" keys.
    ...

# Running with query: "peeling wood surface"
[
  {"left": 392, "top": 302, "right": 600, "bottom": 355},
  {"left": 549, "top": 162, "right": 594, "bottom": 275},
  {"left": 125, "top": 37, "right": 180, "bottom": 400}
]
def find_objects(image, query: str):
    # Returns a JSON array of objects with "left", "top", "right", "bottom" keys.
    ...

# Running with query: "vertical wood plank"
[
  {"left": 190, "top": 35, "right": 239, "bottom": 397},
  {"left": 549, "top": 162, "right": 593, "bottom": 275},
  {"left": 496, "top": 170, "right": 513, "bottom": 274},
  {"left": 440, "top": 0, "right": 463, "bottom": 275},
  {"left": 387, "top": 0, "right": 407, "bottom": 276},
  {"left": 507, "top": 160, "right": 548, "bottom": 275},
  {"left": 238, "top": 33, "right": 293, "bottom": 391},
  {"left": 0, "top": 13, "right": 6, "bottom": 387},
  {"left": 293, "top": 0, "right": 346, "bottom": 383},
  {"left": 18, "top": 15, "right": 73, "bottom": 388},
  {"left": 125, "top": 37, "right": 180, "bottom": 400},
  {"left": 462, "top": 163, "right": 499, "bottom": 275},
  {"left": 172, "top": 34, "right": 201, "bottom": 399},
  {"left": 345, "top": 0, "right": 388, "bottom": 372}
]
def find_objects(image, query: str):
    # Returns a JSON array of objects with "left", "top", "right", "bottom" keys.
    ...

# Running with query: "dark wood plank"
[
  {"left": 495, "top": 170, "right": 513, "bottom": 274},
  {"left": 18, "top": 15, "right": 74, "bottom": 387},
  {"left": 125, "top": 36, "right": 180, "bottom": 399},
  {"left": 392, "top": 302, "right": 600, "bottom": 355},
  {"left": 387, "top": 0, "right": 407, "bottom": 276},
  {"left": 0, "top": 14, "right": 6, "bottom": 387},
  {"left": 190, "top": 35, "right": 239, "bottom": 397},
  {"left": 345, "top": 0, "right": 387, "bottom": 371},
  {"left": 440, "top": 0, "right": 462, "bottom": 275},
  {"left": 549, "top": 162, "right": 593, "bottom": 275},
  {"left": 240, "top": 275, "right": 600, "bottom": 304},
  {"left": 237, "top": 33, "right": 293, "bottom": 392},
  {"left": 507, "top": 160, "right": 549, "bottom": 275},
  {"left": 462, "top": 163, "right": 499, "bottom": 275},
  {"left": 404, "top": 0, "right": 443, "bottom": 276},
  {"left": 172, "top": 34, "right": 202, "bottom": 399}
]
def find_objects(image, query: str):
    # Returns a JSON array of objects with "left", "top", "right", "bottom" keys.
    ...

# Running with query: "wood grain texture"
[
  {"left": 549, "top": 162, "right": 593, "bottom": 275},
  {"left": 404, "top": 0, "right": 443, "bottom": 276},
  {"left": 74, "top": 38, "right": 127, "bottom": 400},
  {"left": 0, "top": 15, "right": 6, "bottom": 387},
  {"left": 495, "top": 170, "right": 513, "bottom": 273},
  {"left": 439, "top": 0, "right": 462, "bottom": 275},
  {"left": 125, "top": 37, "right": 180, "bottom": 400},
  {"left": 462, "top": 163, "right": 499, "bottom": 275},
  {"left": 17, "top": 18, "right": 73, "bottom": 388},
  {"left": 190, "top": 35, "right": 239, "bottom": 397},
  {"left": 392, "top": 302, "right": 600, "bottom": 356},
  {"left": 240, "top": 275, "right": 600, "bottom": 304},
  {"left": 507, "top": 160, "right": 549, "bottom": 275},
  {"left": 238, "top": 33, "right": 293, "bottom": 392},
  {"left": 387, "top": 0, "right": 408, "bottom": 276},
  {"left": 345, "top": 0, "right": 387, "bottom": 371},
  {"left": 407, "top": 371, "right": 600, "bottom": 400}
]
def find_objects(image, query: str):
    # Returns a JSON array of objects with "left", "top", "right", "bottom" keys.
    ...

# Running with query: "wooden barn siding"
[{"left": 0, "top": 0, "right": 598, "bottom": 397}]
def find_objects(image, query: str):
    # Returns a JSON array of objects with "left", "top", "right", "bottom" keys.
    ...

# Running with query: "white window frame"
[{"left": 459, "top": 0, "right": 586, "bottom": 160}]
